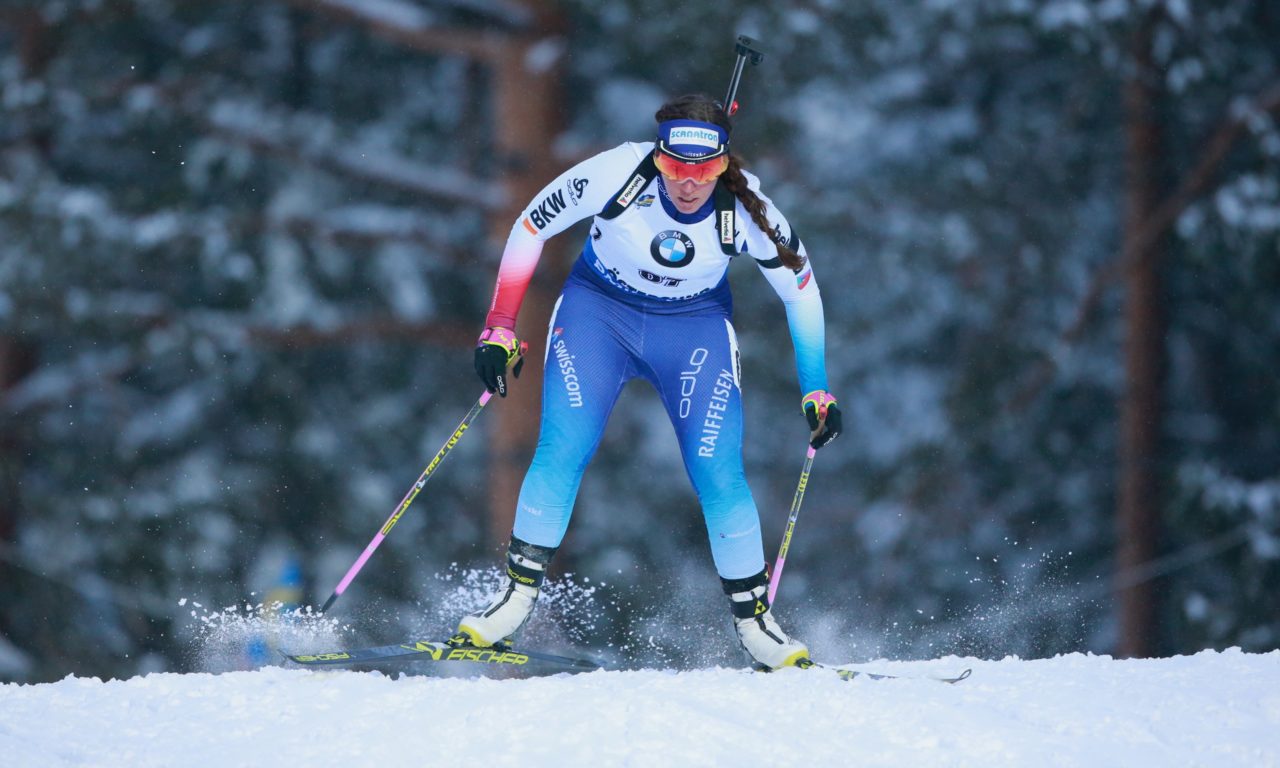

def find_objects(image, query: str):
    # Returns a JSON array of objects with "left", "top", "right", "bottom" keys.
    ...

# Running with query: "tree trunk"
[
  {"left": 1115, "top": 12, "right": 1168, "bottom": 659},
  {"left": 0, "top": 336, "right": 37, "bottom": 651},
  {"left": 487, "top": 19, "right": 567, "bottom": 549},
  {"left": 15, "top": 8, "right": 56, "bottom": 156},
  {"left": 0, "top": 338, "right": 36, "bottom": 537},
  {"left": 279, "top": 0, "right": 568, "bottom": 553}
]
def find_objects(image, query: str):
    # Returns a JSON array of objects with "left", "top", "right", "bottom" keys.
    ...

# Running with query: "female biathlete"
[{"left": 454, "top": 94, "right": 842, "bottom": 670}]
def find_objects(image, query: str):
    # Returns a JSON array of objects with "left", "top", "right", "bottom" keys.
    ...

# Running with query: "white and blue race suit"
[{"left": 486, "top": 141, "right": 829, "bottom": 580}]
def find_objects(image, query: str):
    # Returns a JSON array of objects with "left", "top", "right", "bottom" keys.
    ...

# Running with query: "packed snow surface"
[{"left": 2, "top": 648, "right": 1278, "bottom": 767}]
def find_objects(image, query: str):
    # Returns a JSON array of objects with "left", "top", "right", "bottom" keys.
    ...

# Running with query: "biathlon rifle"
[{"left": 723, "top": 35, "right": 765, "bottom": 116}]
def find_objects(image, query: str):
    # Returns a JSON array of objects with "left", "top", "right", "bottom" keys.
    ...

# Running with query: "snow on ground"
[{"left": 2, "top": 648, "right": 1278, "bottom": 767}]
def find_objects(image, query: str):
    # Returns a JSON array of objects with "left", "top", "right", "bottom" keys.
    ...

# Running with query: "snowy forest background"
[{"left": 1, "top": 0, "right": 1277, "bottom": 682}]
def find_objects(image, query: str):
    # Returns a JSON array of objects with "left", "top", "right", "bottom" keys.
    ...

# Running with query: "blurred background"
[{"left": 1, "top": 0, "right": 1277, "bottom": 682}]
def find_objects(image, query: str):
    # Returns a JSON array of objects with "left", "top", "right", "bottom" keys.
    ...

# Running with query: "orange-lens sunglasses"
[{"left": 654, "top": 152, "right": 729, "bottom": 184}]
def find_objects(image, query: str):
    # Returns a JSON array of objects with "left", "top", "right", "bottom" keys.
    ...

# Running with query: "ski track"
[{"left": 2, "top": 649, "right": 1278, "bottom": 767}]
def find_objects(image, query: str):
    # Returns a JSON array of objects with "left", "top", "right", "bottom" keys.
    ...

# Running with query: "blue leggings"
[{"left": 512, "top": 281, "right": 765, "bottom": 580}]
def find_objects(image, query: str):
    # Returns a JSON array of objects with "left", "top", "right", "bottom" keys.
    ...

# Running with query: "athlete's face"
[{"left": 665, "top": 176, "right": 716, "bottom": 214}]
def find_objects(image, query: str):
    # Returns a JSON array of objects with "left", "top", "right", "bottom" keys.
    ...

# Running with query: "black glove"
[
  {"left": 802, "top": 390, "right": 842, "bottom": 450},
  {"left": 474, "top": 327, "right": 525, "bottom": 397}
]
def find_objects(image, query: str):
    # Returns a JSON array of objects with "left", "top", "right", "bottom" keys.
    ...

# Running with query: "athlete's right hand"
[
  {"left": 475, "top": 327, "right": 525, "bottom": 397},
  {"left": 802, "top": 390, "right": 842, "bottom": 449}
]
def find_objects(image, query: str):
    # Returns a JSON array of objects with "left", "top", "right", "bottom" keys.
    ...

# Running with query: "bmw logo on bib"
[{"left": 650, "top": 230, "right": 696, "bottom": 268}]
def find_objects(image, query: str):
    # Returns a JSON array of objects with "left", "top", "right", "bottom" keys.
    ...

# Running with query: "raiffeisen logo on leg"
[{"left": 698, "top": 369, "right": 736, "bottom": 457}]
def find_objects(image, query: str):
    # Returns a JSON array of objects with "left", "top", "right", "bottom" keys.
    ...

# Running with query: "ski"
[
  {"left": 837, "top": 666, "right": 971, "bottom": 684},
  {"left": 798, "top": 658, "right": 972, "bottom": 684},
  {"left": 281, "top": 638, "right": 968, "bottom": 684},
  {"left": 281, "top": 639, "right": 601, "bottom": 673}
]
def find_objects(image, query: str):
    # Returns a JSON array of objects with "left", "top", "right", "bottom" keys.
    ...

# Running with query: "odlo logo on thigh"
[
  {"left": 551, "top": 328, "right": 583, "bottom": 408},
  {"left": 679, "top": 348, "right": 709, "bottom": 419}
]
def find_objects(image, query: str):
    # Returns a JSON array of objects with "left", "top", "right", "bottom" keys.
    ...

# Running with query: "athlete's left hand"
[
  {"left": 802, "top": 390, "right": 842, "bottom": 449},
  {"left": 475, "top": 326, "right": 526, "bottom": 397}
]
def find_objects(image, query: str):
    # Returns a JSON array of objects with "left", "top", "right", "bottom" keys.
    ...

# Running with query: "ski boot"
[
  {"left": 723, "top": 569, "right": 809, "bottom": 670},
  {"left": 452, "top": 537, "right": 557, "bottom": 648}
]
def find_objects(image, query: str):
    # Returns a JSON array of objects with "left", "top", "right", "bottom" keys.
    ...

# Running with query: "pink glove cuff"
[
  {"left": 801, "top": 390, "right": 838, "bottom": 419},
  {"left": 478, "top": 326, "right": 520, "bottom": 356}
]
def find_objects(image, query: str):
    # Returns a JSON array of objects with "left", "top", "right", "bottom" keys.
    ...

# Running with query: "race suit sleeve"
[
  {"left": 484, "top": 143, "right": 643, "bottom": 329},
  {"left": 739, "top": 174, "right": 830, "bottom": 396}
]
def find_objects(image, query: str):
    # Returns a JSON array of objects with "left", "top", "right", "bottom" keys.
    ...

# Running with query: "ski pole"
[
  {"left": 767, "top": 445, "right": 816, "bottom": 605},
  {"left": 318, "top": 390, "right": 493, "bottom": 614}
]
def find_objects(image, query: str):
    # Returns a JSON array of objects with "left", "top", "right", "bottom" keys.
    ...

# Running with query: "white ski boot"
[
  {"left": 723, "top": 570, "right": 809, "bottom": 670},
  {"left": 454, "top": 537, "right": 556, "bottom": 648}
]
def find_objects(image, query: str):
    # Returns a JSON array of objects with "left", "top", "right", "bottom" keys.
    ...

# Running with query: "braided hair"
[{"left": 654, "top": 94, "right": 805, "bottom": 271}]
